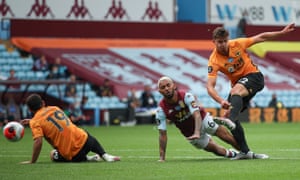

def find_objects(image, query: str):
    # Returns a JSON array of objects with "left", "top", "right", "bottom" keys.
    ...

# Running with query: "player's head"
[
  {"left": 26, "top": 93, "right": 44, "bottom": 113},
  {"left": 212, "top": 27, "right": 229, "bottom": 39},
  {"left": 157, "top": 76, "right": 176, "bottom": 99},
  {"left": 212, "top": 27, "right": 229, "bottom": 56}
]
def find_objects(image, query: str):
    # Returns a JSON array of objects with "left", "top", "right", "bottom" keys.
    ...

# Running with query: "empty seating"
[{"left": 0, "top": 44, "right": 6, "bottom": 52}]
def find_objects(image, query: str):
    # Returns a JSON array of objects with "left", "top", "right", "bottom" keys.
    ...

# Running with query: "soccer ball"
[{"left": 3, "top": 121, "right": 25, "bottom": 142}]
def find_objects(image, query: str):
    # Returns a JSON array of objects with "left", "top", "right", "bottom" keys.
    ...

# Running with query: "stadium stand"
[
  {"left": 4, "top": 42, "right": 299, "bottom": 108},
  {"left": 1, "top": 18, "right": 299, "bottom": 124}
]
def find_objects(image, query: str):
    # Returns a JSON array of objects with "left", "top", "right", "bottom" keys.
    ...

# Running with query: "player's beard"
[{"left": 164, "top": 89, "right": 174, "bottom": 99}]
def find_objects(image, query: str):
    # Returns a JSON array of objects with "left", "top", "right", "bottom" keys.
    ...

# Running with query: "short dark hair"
[
  {"left": 212, "top": 27, "right": 229, "bottom": 39},
  {"left": 26, "top": 94, "right": 43, "bottom": 112}
]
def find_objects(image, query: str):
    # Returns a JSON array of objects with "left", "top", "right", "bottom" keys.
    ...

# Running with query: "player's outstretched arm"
[
  {"left": 20, "top": 137, "right": 43, "bottom": 164},
  {"left": 187, "top": 111, "right": 202, "bottom": 140},
  {"left": 20, "top": 119, "right": 31, "bottom": 126},
  {"left": 252, "top": 23, "right": 295, "bottom": 43},
  {"left": 158, "top": 130, "right": 167, "bottom": 162}
]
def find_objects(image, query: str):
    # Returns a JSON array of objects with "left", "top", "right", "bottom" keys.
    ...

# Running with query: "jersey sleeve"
[
  {"left": 208, "top": 52, "right": 219, "bottom": 78},
  {"left": 184, "top": 92, "right": 199, "bottom": 114},
  {"left": 155, "top": 106, "right": 167, "bottom": 131},
  {"left": 236, "top": 38, "right": 254, "bottom": 49},
  {"left": 29, "top": 120, "right": 44, "bottom": 140}
]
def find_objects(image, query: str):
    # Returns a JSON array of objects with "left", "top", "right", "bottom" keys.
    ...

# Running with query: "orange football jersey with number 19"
[{"left": 29, "top": 106, "right": 88, "bottom": 160}]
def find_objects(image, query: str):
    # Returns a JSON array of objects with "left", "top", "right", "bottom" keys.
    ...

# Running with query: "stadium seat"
[
  {"left": 63, "top": 97, "right": 76, "bottom": 104},
  {"left": 85, "top": 101, "right": 98, "bottom": 109},
  {"left": 6, "top": 58, "right": 17, "bottom": 66},
  {"left": 110, "top": 96, "right": 120, "bottom": 103},
  {"left": 0, "top": 59, "right": 8, "bottom": 66},
  {"left": 114, "top": 102, "right": 127, "bottom": 108},
  {"left": 24, "top": 57, "right": 34, "bottom": 68},
  {"left": 10, "top": 51, "right": 20, "bottom": 59},
  {"left": 11, "top": 65, "right": 21, "bottom": 71},
  {"left": 87, "top": 90, "right": 97, "bottom": 98},
  {"left": 0, "top": 85, "right": 6, "bottom": 91},
  {"left": 15, "top": 58, "right": 25, "bottom": 66},
  {"left": 76, "top": 84, "right": 84, "bottom": 92},
  {"left": 0, "top": 44, "right": 6, "bottom": 52},
  {"left": 27, "top": 84, "right": 46, "bottom": 92},
  {"left": 35, "top": 71, "right": 48, "bottom": 80},
  {"left": 26, "top": 71, "right": 35, "bottom": 80},
  {"left": 1, "top": 51, "right": 10, "bottom": 59},
  {"left": 99, "top": 102, "right": 109, "bottom": 109},
  {"left": 16, "top": 71, "right": 26, "bottom": 80},
  {"left": 84, "top": 84, "right": 92, "bottom": 91},
  {"left": 2, "top": 64, "right": 11, "bottom": 72},
  {"left": 101, "top": 96, "right": 111, "bottom": 104}
]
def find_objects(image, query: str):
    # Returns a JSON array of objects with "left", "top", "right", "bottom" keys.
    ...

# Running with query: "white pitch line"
[
  {"left": 109, "top": 148, "right": 300, "bottom": 152},
  {"left": 1, "top": 154, "right": 300, "bottom": 160},
  {"left": 126, "top": 155, "right": 300, "bottom": 160}
]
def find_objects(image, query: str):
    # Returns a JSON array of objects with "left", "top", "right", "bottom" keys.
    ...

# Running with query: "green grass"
[{"left": 1, "top": 123, "right": 300, "bottom": 180}]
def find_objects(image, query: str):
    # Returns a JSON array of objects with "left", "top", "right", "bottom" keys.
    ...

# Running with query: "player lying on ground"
[
  {"left": 156, "top": 76, "right": 242, "bottom": 162},
  {"left": 20, "top": 93, "right": 120, "bottom": 164}
]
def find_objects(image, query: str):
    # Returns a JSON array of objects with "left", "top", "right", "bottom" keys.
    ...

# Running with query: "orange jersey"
[
  {"left": 208, "top": 38, "right": 259, "bottom": 85},
  {"left": 29, "top": 106, "right": 88, "bottom": 160}
]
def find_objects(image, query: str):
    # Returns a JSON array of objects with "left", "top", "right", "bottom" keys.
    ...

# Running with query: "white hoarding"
[
  {"left": 0, "top": 0, "right": 175, "bottom": 22},
  {"left": 209, "top": 0, "right": 300, "bottom": 26}
]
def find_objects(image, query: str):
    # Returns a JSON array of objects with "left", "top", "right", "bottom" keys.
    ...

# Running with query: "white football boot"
[
  {"left": 86, "top": 154, "right": 102, "bottom": 162},
  {"left": 213, "top": 117, "right": 236, "bottom": 130},
  {"left": 231, "top": 151, "right": 269, "bottom": 160},
  {"left": 102, "top": 153, "right": 121, "bottom": 162}
]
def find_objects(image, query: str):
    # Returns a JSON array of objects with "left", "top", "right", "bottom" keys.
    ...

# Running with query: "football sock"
[
  {"left": 229, "top": 95, "right": 243, "bottom": 121},
  {"left": 230, "top": 120, "right": 250, "bottom": 153},
  {"left": 88, "top": 135, "right": 106, "bottom": 156},
  {"left": 228, "top": 95, "right": 250, "bottom": 153}
]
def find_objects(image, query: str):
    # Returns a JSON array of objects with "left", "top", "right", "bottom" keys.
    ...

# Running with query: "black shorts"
[
  {"left": 228, "top": 72, "right": 264, "bottom": 110},
  {"left": 52, "top": 133, "right": 98, "bottom": 162}
]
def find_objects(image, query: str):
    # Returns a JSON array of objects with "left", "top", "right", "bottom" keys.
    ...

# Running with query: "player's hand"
[
  {"left": 20, "top": 119, "right": 30, "bottom": 126},
  {"left": 221, "top": 100, "right": 231, "bottom": 109},
  {"left": 187, "top": 134, "right": 200, "bottom": 140},
  {"left": 282, "top": 23, "right": 295, "bottom": 34}
]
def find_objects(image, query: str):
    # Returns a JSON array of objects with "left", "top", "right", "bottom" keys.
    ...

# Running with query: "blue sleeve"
[
  {"left": 184, "top": 92, "right": 199, "bottom": 114},
  {"left": 155, "top": 106, "right": 167, "bottom": 130}
]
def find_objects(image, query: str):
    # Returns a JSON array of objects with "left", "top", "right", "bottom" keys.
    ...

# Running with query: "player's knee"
[{"left": 189, "top": 138, "right": 208, "bottom": 149}]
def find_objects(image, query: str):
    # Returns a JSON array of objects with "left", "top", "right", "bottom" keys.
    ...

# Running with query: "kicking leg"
[
  {"left": 214, "top": 125, "right": 240, "bottom": 151},
  {"left": 229, "top": 95, "right": 250, "bottom": 153}
]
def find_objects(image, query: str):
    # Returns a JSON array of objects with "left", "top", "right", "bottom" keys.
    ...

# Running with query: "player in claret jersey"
[
  {"left": 156, "top": 76, "right": 240, "bottom": 162},
  {"left": 207, "top": 23, "right": 295, "bottom": 159}
]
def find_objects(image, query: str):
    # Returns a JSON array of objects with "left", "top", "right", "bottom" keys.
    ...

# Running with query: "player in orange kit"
[
  {"left": 20, "top": 93, "right": 120, "bottom": 164},
  {"left": 207, "top": 23, "right": 295, "bottom": 159}
]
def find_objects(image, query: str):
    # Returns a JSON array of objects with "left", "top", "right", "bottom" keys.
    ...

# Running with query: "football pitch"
[{"left": 1, "top": 122, "right": 299, "bottom": 180}]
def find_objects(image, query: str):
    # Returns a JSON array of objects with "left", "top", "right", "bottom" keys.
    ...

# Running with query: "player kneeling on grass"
[
  {"left": 156, "top": 76, "right": 240, "bottom": 162},
  {"left": 20, "top": 93, "right": 120, "bottom": 164}
]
